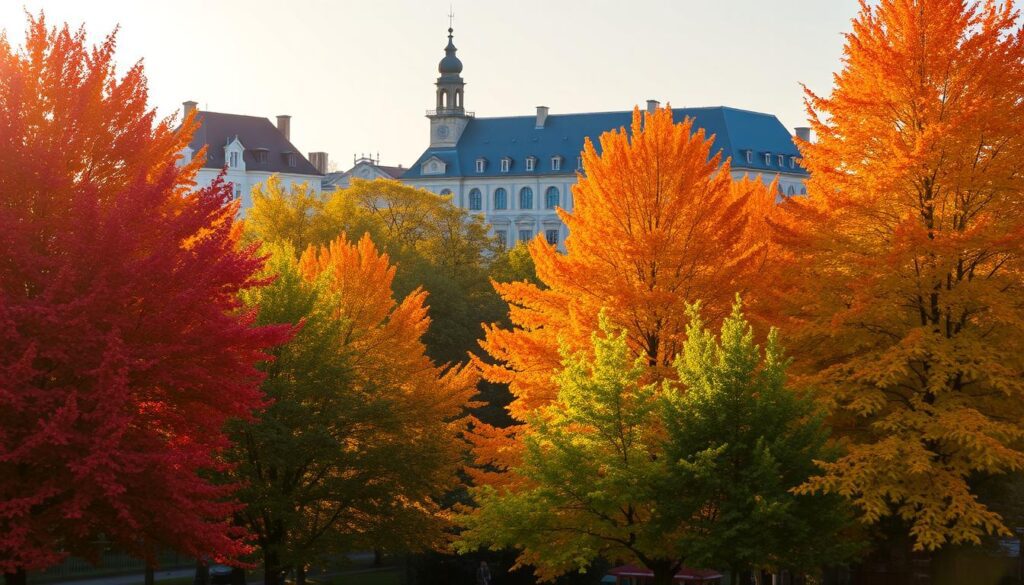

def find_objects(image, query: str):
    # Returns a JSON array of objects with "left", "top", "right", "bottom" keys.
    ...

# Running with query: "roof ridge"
[
  {"left": 473, "top": 105, "right": 780, "bottom": 121},
  {"left": 715, "top": 105, "right": 782, "bottom": 118},
  {"left": 197, "top": 111, "right": 273, "bottom": 121}
]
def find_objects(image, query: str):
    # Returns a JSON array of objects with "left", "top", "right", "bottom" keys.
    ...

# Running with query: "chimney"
[
  {"left": 308, "top": 152, "right": 329, "bottom": 174},
  {"left": 794, "top": 127, "right": 812, "bottom": 143},
  {"left": 276, "top": 115, "right": 291, "bottom": 141},
  {"left": 646, "top": 99, "right": 660, "bottom": 114},
  {"left": 183, "top": 100, "right": 198, "bottom": 119},
  {"left": 535, "top": 106, "right": 549, "bottom": 129}
]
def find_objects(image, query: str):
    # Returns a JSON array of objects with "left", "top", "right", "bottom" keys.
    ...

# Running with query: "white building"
[
  {"left": 401, "top": 27, "right": 809, "bottom": 249},
  {"left": 322, "top": 155, "right": 407, "bottom": 192},
  {"left": 178, "top": 101, "right": 325, "bottom": 211}
]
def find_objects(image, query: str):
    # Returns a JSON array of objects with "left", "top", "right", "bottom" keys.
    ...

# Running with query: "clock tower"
[{"left": 428, "top": 25, "right": 472, "bottom": 148}]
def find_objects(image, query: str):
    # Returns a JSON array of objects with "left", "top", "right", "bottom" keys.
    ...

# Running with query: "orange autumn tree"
[
  {"left": 772, "top": 0, "right": 1024, "bottom": 550},
  {"left": 299, "top": 234, "right": 479, "bottom": 514},
  {"left": 471, "top": 106, "right": 777, "bottom": 478}
]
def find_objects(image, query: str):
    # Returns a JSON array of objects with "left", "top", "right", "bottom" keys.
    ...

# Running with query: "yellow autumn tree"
[
  {"left": 772, "top": 0, "right": 1024, "bottom": 550},
  {"left": 299, "top": 233, "right": 478, "bottom": 442},
  {"left": 295, "top": 234, "right": 479, "bottom": 549},
  {"left": 471, "top": 106, "right": 778, "bottom": 479}
]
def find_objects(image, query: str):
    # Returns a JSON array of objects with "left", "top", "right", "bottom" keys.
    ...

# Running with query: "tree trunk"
[
  {"left": 264, "top": 549, "right": 284, "bottom": 585},
  {"left": 647, "top": 560, "right": 678, "bottom": 585},
  {"left": 374, "top": 548, "right": 383, "bottom": 567},
  {"left": 230, "top": 566, "right": 248, "bottom": 585},
  {"left": 3, "top": 569, "right": 26, "bottom": 585},
  {"left": 145, "top": 564, "right": 155, "bottom": 585},
  {"left": 296, "top": 565, "right": 307, "bottom": 585},
  {"left": 194, "top": 560, "right": 209, "bottom": 585}
]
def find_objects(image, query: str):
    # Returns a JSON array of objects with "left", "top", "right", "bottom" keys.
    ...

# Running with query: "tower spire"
[{"left": 427, "top": 18, "right": 470, "bottom": 148}]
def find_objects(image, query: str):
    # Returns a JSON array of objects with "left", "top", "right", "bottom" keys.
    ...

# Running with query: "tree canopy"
[
  {"left": 0, "top": 15, "right": 286, "bottom": 580},
  {"left": 458, "top": 302, "right": 852, "bottom": 585},
  {"left": 231, "top": 235, "right": 479, "bottom": 585},
  {"left": 769, "top": 0, "right": 1024, "bottom": 550},
  {"left": 470, "top": 106, "right": 778, "bottom": 482},
  {"left": 245, "top": 177, "right": 505, "bottom": 365}
]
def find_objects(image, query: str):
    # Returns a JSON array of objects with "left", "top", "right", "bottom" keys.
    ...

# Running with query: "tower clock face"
[{"left": 436, "top": 125, "right": 450, "bottom": 139}]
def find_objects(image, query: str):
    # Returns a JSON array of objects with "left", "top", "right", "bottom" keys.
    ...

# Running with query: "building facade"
[
  {"left": 401, "top": 28, "right": 809, "bottom": 248},
  {"left": 178, "top": 101, "right": 324, "bottom": 211}
]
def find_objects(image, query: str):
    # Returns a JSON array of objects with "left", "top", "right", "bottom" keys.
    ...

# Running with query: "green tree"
[
  {"left": 457, "top": 303, "right": 854, "bottom": 585},
  {"left": 661, "top": 299, "right": 858, "bottom": 582},
  {"left": 488, "top": 241, "right": 539, "bottom": 288},
  {"left": 230, "top": 246, "right": 368, "bottom": 585},
  {"left": 458, "top": 313, "right": 678, "bottom": 583}
]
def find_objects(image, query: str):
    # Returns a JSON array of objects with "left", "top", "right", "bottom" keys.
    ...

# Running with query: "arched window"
[
  {"left": 494, "top": 188, "right": 508, "bottom": 210},
  {"left": 439, "top": 188, "right": 453, "bottom": 196},
  {"left": 786, "top": 185, "right": 796, "bottom": 196},
  {"left": 800, "top": 186, "right": 807, "bottom": 195},
  {"left": 545, "top": 186, "right": 559, "bottom": 209},
  {"left": 519, "top": 187, "right": 533, "bottom": 210},
  {"left": 469, "top": 188, "right": 482, "bottom": 211}
]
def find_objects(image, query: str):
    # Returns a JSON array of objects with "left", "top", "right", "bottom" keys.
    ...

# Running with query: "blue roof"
[{"left": 402, "top": 106, "right": 807, "bottom": 180}]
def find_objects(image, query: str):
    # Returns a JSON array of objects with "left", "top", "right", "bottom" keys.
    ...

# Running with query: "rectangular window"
[
  {"left": 232, "top": 183, "right": 242, "bottom": 198},
  {"left": 526, "top": 158, "right": 535, "bottom": 171},
  {"left": 789, "top": 156, "right": 796, "bottom": 169},
  {"left": 763, "top": 153, "right": 772, "bottom": 166},
  {"left": 745, "top": 150, "right": 753, "bottom": 164},
  {"left": 777, "top": 154, "right": 785, "bottom": 167},
  {"left": 551, "top": 157, "right": 561, "bottom": 171},
  {"left": 545, "top": 229, "right": 559, "bottom": 245},
  {"left": 476, "top": 159, "right": 485, "bottom": 173},
  {"left": 229, "top": 151, "right": 239, "bottom": 168},
  {"left": 495, "top": 230, "right": 507, "bottom": 247},
  {"left": 500, "top": 159, "right": 510, "bottom": 172},
  {"left": 288, "top": 154, "right": 297, "bottom": 168},
  {"left": 518, "top": 229, "right": 532, "bottom": 243}
]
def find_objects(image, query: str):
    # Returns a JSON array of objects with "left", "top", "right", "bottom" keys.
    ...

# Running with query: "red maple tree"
[{"left": 0, "top": 15, "right": 287, "bottom": 583}]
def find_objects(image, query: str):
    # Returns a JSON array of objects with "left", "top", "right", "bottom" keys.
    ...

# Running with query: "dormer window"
[
  {"left": 253, "top": 149, "right": 269, "bottom": 164},
  {"left": 422, "top": 156, "right": 447, "bottom": 176},
  {"left": 287, "top": 153, "right": 297, "bottom": 168},
  {"left": 777, "top": 154, "right": 785, "bottom": 167},
  {"left": 789, "top": 156, "right": 796, "bottom": 169},
  {"left": 763, "top": 152, "right": 772, "bottom": 166},
  {"left": 525, "top": 156, "right": 537, "bottom": 172},
  {"left": 475, "top": 158, "right": 487, "bottom": 173},
  {"left": 744, "top": 150, "right": 753, "bottom": 164},
  {"left": 551, "top": 155, "right": 563, "bottom": 171},
  {"left": 576, "top": 156, "right": 583, "bottom": 171},
  {"left": 500, "top": 157, "right": 511, "bottom": 173},
  {"left": 228, "top": 151, "right": 240, "bottom": 168}
]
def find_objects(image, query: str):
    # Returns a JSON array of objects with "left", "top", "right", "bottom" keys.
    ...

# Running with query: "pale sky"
[{"left": 2, "top": 1, "right": 875, "bottom": 170}]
